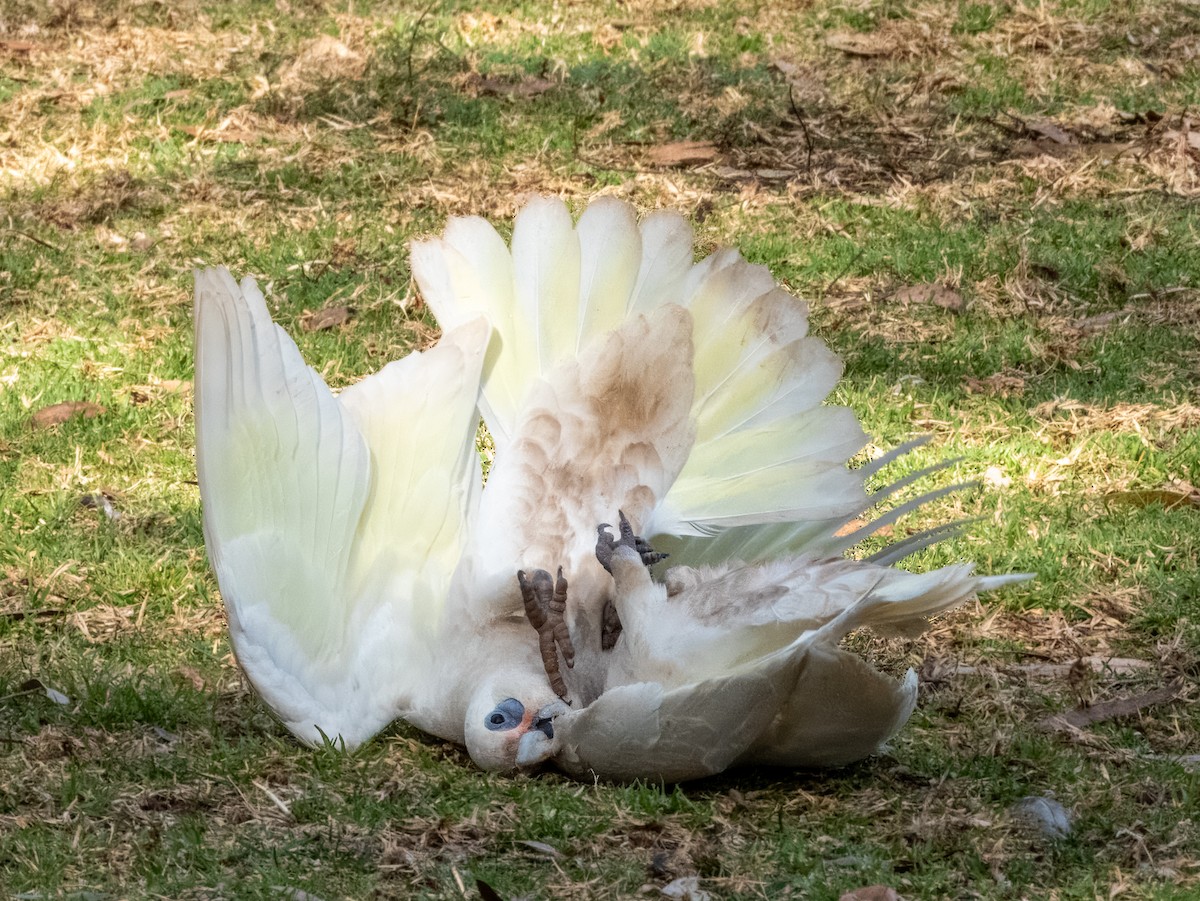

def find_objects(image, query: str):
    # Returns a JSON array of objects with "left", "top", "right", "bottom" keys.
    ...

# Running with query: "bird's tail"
[{"left": 412, "top": 195, "right": 870, "bottom": 541}]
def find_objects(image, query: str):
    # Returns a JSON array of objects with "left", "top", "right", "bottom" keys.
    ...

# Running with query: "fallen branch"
[{"left": 1038, "top": 680, "right": 1184, "bottom": 732}]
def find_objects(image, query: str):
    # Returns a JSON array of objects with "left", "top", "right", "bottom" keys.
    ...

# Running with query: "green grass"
[{"left": 2, "top": 0, "right": 1199, "bottom": 897}]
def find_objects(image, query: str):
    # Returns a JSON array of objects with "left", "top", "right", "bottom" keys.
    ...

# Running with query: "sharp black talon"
[{"left": 616, "top": 510, "right": 638, "bottom": 549}]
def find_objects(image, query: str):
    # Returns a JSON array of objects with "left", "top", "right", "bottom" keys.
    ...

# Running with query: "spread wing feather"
[{"left": 194, "top": 267, "right": 488, "bottom": 748}]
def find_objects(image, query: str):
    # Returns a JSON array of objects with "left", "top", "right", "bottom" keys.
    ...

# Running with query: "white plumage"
[
  {"left": 194, "top": 269, "right": 495, "bottom": 748},
  {"left": 194, "top": 197, "right": 1027, "bottom": 781}
]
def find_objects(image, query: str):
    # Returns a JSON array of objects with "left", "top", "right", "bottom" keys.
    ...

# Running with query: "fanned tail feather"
[
  {"left": 410, "top": 216, "right": 529, "bottom": 448},
  {"left": 412, "top": 196, "right": 1028, "bottom": 605},
  {"left": 414, "top": 197, "right": 696, "bottom": 450},
  {"left": 412, "top": 196, "right": 871, "bottom": 543},
  {"left": 575, "top": 197, "right": 643, "bottom": 348},
  {"left": 648, "top": 248, "right": 869, "bottom": 538}
]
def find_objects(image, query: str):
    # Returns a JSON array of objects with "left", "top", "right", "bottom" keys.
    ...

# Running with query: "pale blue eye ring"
[{"left": 485, "top": 697, "right": 525, "bottom": 731}]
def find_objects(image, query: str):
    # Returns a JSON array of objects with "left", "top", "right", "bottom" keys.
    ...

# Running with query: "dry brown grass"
[{"left": 2, "top": 1, "right": 1198, "bottom": 897}]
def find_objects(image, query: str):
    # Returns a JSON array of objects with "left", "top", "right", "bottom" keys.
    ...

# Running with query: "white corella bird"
[{"left": 194, "top": 196, "right": 1026, "bottom": 781}]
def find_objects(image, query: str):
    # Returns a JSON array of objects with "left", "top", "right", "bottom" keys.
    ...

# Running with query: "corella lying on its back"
[{"left": 194, "top": 196, "right": 1028, "bottom": 781}]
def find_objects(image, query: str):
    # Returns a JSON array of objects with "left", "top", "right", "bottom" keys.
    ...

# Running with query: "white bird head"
[{"left": 462, "top": 681, "right": 569, "bottom": 772}]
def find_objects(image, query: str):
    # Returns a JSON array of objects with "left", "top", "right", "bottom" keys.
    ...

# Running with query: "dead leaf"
[
  {"left": 963, "top": 373, "right": 1026, "bottom": 397},
  {"left": 130, "top": 379, "right": 192, "bottom": 404},
  {"left": 712, "top": 166, "right": 754, "bottom": 179},
  {"left": 0, "top": 608, "right": 64, "bottom": 622},
  {"left": 893, "top": 283, "right": 964, "bottom": 312},
  {"left": 1165, "top": 129, "right": 1200, "bottom": 151},
  {"left": 840, "top": 887, "right": 904, "bottom": 901},
  {"left": 1, "top": 40, "right": 37, "bottom": 55},
  {"left": 647, "top": 141, "right": 719, "bottom": 168},
  {"left": 175, "top": 666, "right": 208, "bottom": 692},
  {"left": 476, "top": 879, "right": 505, "bottom": 901},
  {"left": 592, "top": 22, "right": 626, "bottom": 51},
  {"left": 30, "top": 401, "right": 105, "bottom": 429},
  {"left": 517, "top": 839, "right": 563, "bottom": 858},
  {"left": 770, "top": 58, "right": 805, "bottom": 80},
  {"left": 714, "top": 165, "right": 793, "bottom": 181},
  {"left": 1038, "top": 680, "right": 1184, "bottom": 732},
  {"left": 1027, "top": 119, "right": 1074, "bottom": 144},
  {"left": 584, "top": 109, "right": 625, "bottom": 141},
  {"left": 1073, "top": 309, "right": 1132, "bottom": 333},
  {"left": 302, "top": 306, "right": 355, "bottom": 332},
  {"left": 1105, "top": 488, "right": 1200, "bottom": 511},
  {"left": 825, "top": 32, "right": 893, "bottom": 57},
  {"left": 294, "top": 35, "right": 361, "bottom": 71},
  {"left": 834, "top": 518, "right": 893, "bottom": 538}
]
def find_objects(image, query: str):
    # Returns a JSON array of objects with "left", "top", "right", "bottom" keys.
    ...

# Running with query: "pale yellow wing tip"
[{"left": 978, "top": 572, "right": 1036, "bottom": 592}]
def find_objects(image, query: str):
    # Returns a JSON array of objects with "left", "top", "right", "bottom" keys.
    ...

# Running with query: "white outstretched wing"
[
  {"left": 194, "top": 267, "right": 488, "bottom": 748},
  {"left": 741, "top": 562, "right": 1032, "bottom": 768},
  {"left": 552, "top": 664, "right": 790, "bottom": 783},
  {"left": 555, "top": 555, "right": 1024, "bottom": 782}
]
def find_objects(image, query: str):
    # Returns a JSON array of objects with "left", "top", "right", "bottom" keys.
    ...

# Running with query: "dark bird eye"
[{"left": 485, "top": 697, "right": 525, "bottom": 731}]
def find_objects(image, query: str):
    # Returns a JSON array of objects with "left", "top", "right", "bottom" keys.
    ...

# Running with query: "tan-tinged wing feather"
[{"left": 195, "top": 267, "right": 488, "bottom": 748}]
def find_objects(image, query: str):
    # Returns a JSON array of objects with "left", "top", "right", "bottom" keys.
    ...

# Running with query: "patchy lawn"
[{"left": 1, "top": 0, "right": 1198, "bottom": 898}]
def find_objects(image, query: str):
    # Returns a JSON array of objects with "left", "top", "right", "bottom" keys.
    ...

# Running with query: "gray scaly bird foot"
[
  {"left": 595, "top": 510, "right": 668, "bottom": 650},
  {"left": 517, "top": 567, "right": 576, "bottom": 700},
  {"left": 595, "top": 510, "right": 668, "bottom": 573}
]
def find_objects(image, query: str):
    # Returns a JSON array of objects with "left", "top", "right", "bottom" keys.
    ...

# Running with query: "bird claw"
[
  {"left": 517, "top": 566, "right": 575, "bottom": 701},
  {"left": 595, "top": 511, "right": 668, "bottom": 651},
  {"left": 600, "top": 598, "right": 622, "bottom": 650},
  {"left": 595, "top": 510, "right": 669, "bottom": 574}
]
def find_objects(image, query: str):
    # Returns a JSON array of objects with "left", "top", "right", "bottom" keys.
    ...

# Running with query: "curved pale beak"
[{"left": 515, "top": 700, "right": 570, "bottom": 768}]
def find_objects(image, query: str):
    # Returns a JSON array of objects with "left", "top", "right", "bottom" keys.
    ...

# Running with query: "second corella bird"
[{"left": 194, "top": 196, "right": 1027, "bottom": 782}]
